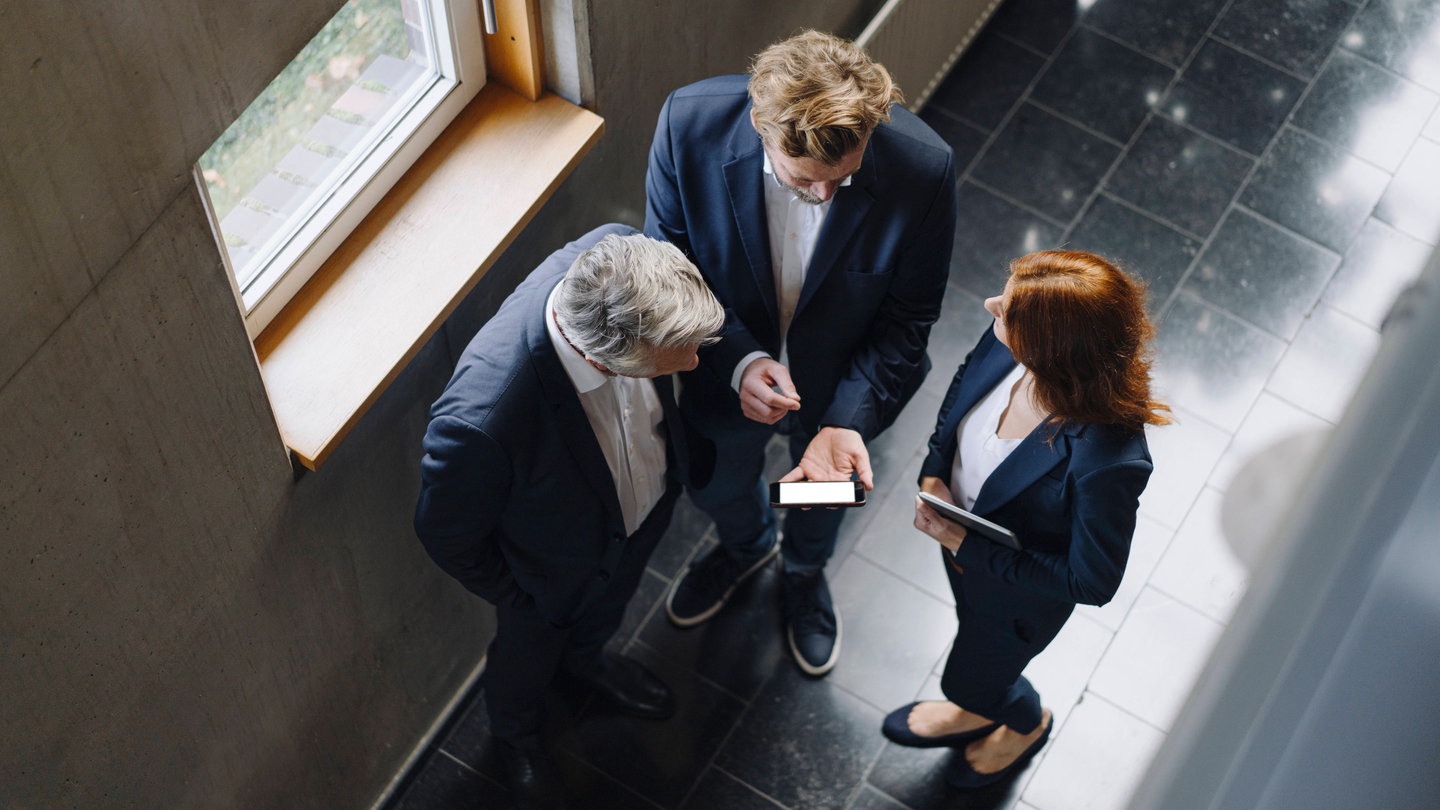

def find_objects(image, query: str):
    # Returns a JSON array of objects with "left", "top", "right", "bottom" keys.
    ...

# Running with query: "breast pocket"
[{"left": 842, "top": 264, "right": 896, "bottom": 278}]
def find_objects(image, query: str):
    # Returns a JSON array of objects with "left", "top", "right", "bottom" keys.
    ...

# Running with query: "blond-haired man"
[{"left": 645, "top": 31, "right": 957, "bottom": 676}]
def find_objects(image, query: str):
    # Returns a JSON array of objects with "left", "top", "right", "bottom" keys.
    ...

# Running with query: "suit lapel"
[
  {"left": 937, "top": 331, "right": 1015, "bottom": 451},
  {"left": 723, "top": 116, "right": 779, "bottom": 328},
  {"left": 939, "top": 331, "right": 1074, "bottom": 515},
  {"left": 971, "top": 427, "right": 1071, "bottom": 515},
  {"left": 526, "top": 282, "right": 626, "bottom": 522},
  {"left": 653, "top": 374, "right": 685, "bottom": 472},
  {"left": 797, "top": 147, "right": 877, "bottom": 315}
]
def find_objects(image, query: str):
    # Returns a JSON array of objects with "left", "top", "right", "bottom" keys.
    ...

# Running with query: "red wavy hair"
[{"left": 1004, "top": 250, "right": 1172, "bottom": 430}]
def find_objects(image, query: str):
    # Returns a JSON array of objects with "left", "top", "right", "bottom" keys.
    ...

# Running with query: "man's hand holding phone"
[{"left": 772, "top": 427, "right": 875, "bottom": 509}]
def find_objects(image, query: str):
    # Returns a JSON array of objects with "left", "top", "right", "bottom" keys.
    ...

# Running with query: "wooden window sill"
[{"left": 254, "top": 83, "right": 604, "bottom": 470}]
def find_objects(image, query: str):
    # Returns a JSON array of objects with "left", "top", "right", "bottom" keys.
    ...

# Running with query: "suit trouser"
[
  {"left": 938, "top": 548, "right": 1049, "bottom": 735},
  {"left": 684, "top": 410, "right": 846, "bottom": 573},
  {"left": 484, "top": 486, "right": 679, "bottom": 743}
]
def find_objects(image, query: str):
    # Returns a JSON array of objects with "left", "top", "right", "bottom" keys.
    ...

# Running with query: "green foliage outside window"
[{"left": 200, "top": 0, "right": 412, "bottom": 220}]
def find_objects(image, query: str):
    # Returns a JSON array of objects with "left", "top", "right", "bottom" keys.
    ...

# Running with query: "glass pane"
[{"left": 199, "top": 0, "right": 438, "bottom": 292}]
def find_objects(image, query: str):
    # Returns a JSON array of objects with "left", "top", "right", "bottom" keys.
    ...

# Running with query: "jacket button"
[
  {"left": 598, "top": 570, "right": 611, "bottom": 581},
  {"left": 613, "top": 533, "right": 625, "bottom": 543}
]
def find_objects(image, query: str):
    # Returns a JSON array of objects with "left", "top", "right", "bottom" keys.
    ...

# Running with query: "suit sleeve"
[
  {"left": 918, "top": 335, "right": 983, "bottom": 483},
  {"left": 643, "top": 92, "right": 691, "bottom": 258},
  {"left": 414, "top": 414, "right": 521, "bottom": 605},
  {"left": 820, "top": 149, "right": 958, "bottom": 439},
  {"left": 951, "top": 457, "right": 1151, "bottom": 606},
  {"left": 643, "top": 91, "right": 767, "bottom": 379}
]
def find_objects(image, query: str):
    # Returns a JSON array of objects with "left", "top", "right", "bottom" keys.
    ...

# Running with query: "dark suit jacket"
[
  {"left": 644, "top": 74, "right": 957, "bottom": 439},
  {"left": 920, "top": 328, "right": 1154, "bottom": 633},
  {"left": 414, "top": 224, "right": 698, "bottom": 627}
]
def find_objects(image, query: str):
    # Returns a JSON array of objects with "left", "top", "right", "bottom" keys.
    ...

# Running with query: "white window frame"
[{"left": 198, "top": 0, "right": 486, "bottom": 339}]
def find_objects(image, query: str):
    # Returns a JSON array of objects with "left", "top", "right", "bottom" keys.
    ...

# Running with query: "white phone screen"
[{"left": 778, "top": 481, "right": 855, "bottom": 504}]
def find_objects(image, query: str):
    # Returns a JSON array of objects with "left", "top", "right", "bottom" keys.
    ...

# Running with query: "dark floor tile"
[
  {"left": 556, "top": 646, "right": 746, "bottom": 809},
  {"left": 716, "top": 667, "right": 887, "bottom": 810},
  {"left": 1067, "top": 195, "right": 1201, "bottom": 315},
  {"left": 1214, "top": 0, "right": 1357, "bottom": 78},
  {"left": 850, "top": 784, "right": 913, "bottom": 809},
  {"left": 1030, "top": 28, "right": 1174, "bottom": 143},
  {"left": 922, "top": 282, "right": 992, "bottom": 381},
  {"left": 1161, "top": 37, "right": 1306, "bottom": 156},
  {"left": 1107, "top": 116, "right": 1254, "bottom": 238},
  {"left": 1184, "top": 209, "right": 1341, "bottom": 339},
  {"left": 920, "top": 107, "right": 988, "bottom": 173},
  {"left": 438, "top": 684, "right": 585, "bottom": 783},
  {"left": 550, "top": 753, "right": 667, "bottom": 809},
  {"left": 1323, "top": 217, "right": 1434, "bottom": 328},
  {"left": 1153, "top": 292, "right": 1289, "bottom": 431},
  {"left": 390, "top": 751, "right": 508, "bottom": 810},
  {"left": 950, "top": 183, "right": 1066, "bottom": 298},
  {"left": 1291, "top": 50, "right": 1439, "bottom": 171},
  {"left": 827, "top": 555, "right": 955, "bottom": 711},
  {"left": 638, "top": 562, "right": 787, "bottom": 701},
  {"left": 1084, "top": 0, "right": 1226, "bottom": 66},
  {"left": 679, "top": 768, "right": 786, "bottom": 809},
  {"left": 868, "top": 743, "right": 1025, "bottom": 810},
  {"left": 1375, "top": 137, "right": 1440, "bottom": 243},
  {"left": 1341, "top": 0, "right": 1440, "bottom": 91},
  {"left": 984, "top": 0, "right": 1080, "bottom": 56},
  {"left": 609, "top": 569, "right": 670, "bottom": 654},
  {"left": 926, "top": 30, "right": 1047, "bottom": 132},
  {"left": 649, "top": 494, "right": 713, "bottom": 580},
  {"left": 1241, "top": 127, "right": 1390, "bottom": 251},
  {"left": 971, "top": 104, "right": 1120, "bottom": 223}
]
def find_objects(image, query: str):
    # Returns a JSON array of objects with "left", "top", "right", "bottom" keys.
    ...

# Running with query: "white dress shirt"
[
  {"left": 729, "top": 150, "right": 852, "bottom": 391},
  {"left": 546, "top": 286, "right": 668, "bottom": 536},
  {"left": 950, "top": 364, "right": 1027, "bottom": 510}
]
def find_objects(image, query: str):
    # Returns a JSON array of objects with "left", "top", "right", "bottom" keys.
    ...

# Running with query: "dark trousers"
[
  {"left": 939, "top": 548, "right": 1049, "bottom": 734},
  {"left": 483, "top": 486, "right": 679, "bottom": 742},
  {"left": 685, "top": 409, "right": 846, "bottom": 574}
]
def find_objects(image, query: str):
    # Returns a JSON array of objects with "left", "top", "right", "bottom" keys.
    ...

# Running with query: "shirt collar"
[{"left": 546, "top": 285, "right": 610, "bottom": 394}]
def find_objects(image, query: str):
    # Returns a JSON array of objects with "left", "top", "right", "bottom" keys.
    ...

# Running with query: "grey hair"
[{"left": 553, "top": 233, "right": 725, "bottom": 376}]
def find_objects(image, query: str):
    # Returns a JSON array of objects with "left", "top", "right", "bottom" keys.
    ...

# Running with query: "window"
[{"left": 197, "top": 0, "right": 484, "bottom": 337}]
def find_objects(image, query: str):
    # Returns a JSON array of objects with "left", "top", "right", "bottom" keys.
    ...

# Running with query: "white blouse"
[{"left": 949, "top": 364, "right": 1027, "bottom": 510}]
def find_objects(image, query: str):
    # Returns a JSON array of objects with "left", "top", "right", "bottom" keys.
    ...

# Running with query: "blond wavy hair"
[{"left": 747, "top": 30, "right": 901, "bottom": 165}]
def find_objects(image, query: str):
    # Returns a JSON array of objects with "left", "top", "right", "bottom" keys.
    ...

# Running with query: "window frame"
[{"left": 200, "top": 0, "right": 486, "bottom": 339}]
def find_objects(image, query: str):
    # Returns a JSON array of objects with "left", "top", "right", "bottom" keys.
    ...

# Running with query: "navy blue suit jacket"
[
  {"left": 920, "top": 329, "right": 1154, "bottom": 632},
  {"left": 644, "top": 75, "right": 957, "bottom": 439},
  {"left": 414, "top": 224, "right": 696, "bottom": 627}
]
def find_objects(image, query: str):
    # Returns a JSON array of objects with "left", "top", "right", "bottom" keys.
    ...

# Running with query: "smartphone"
[{"left": 769, "top": 480, "right": 867, "bottom": 508}]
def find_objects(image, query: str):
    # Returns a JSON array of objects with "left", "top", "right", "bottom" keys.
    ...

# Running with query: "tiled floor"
[{"left": 389, "top": 0, "right": 1440, "bottom": 807}]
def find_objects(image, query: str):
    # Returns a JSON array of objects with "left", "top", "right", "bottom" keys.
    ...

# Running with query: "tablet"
[{"left": 917, "top": 491, "right": 1022, "bottom": 550}]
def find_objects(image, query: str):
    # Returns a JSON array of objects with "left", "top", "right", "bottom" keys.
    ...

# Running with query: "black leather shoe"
[
  {"left": 496, "top": 738, "right": 568, "bottom": 810},
  {"left": 783, "top": 567, "right": 841, "bottom": 676},
  {"left": 572, "top": 654, "right": 676, "bottom": 720}
]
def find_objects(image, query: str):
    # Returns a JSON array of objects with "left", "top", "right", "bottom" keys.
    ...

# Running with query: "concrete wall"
[{"left": 0, "top": 1, "right": 879, "bottom": 806}]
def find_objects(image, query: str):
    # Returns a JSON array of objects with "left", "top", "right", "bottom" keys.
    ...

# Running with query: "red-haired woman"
[{"left": 882, "top": 250, "right": 1172, "bottom": 789}]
